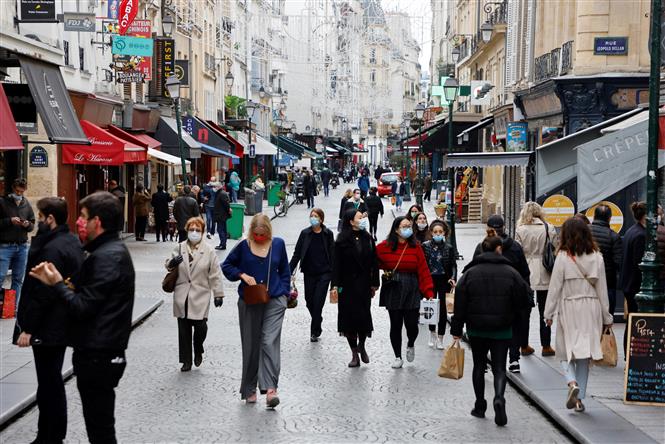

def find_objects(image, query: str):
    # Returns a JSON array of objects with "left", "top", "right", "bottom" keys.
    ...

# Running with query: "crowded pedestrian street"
[{"left": 1, "top": 186, "right": 573, "bottom": 443}]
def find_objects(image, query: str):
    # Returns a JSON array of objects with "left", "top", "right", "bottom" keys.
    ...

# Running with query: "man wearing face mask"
[
  {"left": 0, "top": 178, "right": 35, "bottom": 306},
  {"left": 13, "top": 197, "right": 84, "bottom": 444},
  {"left": 29, "top": 191, "right": 135, "bottom": 444}
]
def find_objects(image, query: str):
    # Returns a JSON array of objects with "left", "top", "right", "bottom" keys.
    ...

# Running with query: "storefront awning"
[
  {"left": 445, "top": 151, "right": 533, "bottom": 168},
  {"left": 536, "top": 107, "right": 645, "bottom": 197},
  {"left": 62, "top": 120, "right": 145, "bottom": 165},
  {"left": 205, "top": 120, "right": 243, "bottom": 157},
  {"left": 456, "top": 116, "right": 494, "bottom": 139},
  {"left": 577, "top": 112, "right": 664, "bottom": 210},
  {"left": 133, "top": 133, "right": 162, "bottom": 149},
  {"left": 18, "top": 56, "right": 88, "bottom": 144},
  {"left": 325, "top": 146, "right": 338, "bottom": 153},
  {"left": 106, "top": 125, "right": 148, "bottom": 163},
  {"left": 183, "top": 116, "right": 235, "bottom": 155},
  {"left": 147, "top": 147, "right": 191, "bottom": 171},
  {"left": 274, "top": 135, "right": 305, "bottom": 158},
  {"left": 403, "top": 120, "right": 446, "bottom": 147},
  {"left": 236, "top": 132, "right": 278, "bottom": 155},
  {"left": 200, "top": 143, "right": 240, "bottom": 159},
  {"left": 303, "top": 148, "right": 324, "bottom": 160},
  {"left": 0, "top": 85, "right": 24, "bottom": 151},
  {"left": 154, "top": 117, "right": 202, "bottom": 159}
]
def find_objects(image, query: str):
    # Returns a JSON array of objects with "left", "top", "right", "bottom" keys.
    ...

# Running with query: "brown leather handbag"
[
  {"left": 162, "top": 245, "right": 181, "bottom": 293},
  {"left": 243, "top": 246, "right": 272, "bottom": 305}
]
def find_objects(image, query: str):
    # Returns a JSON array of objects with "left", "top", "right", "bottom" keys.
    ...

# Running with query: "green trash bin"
[
  {"left": 227, "top": 202, "right": 245, "bottom": 240},
  {"left": 267, "top": 181, "right": 282, "bottom": 206}
]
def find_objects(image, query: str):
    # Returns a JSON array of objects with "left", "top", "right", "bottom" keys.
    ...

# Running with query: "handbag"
[
  {"left": 390, "top": 195, "right": 396, "bottom": 205},
  {"left": 379, "top": 244, "right": 408, "bottom": 307},
  {"left": 594, "top": 326, "right": 618, "bottom": 367},
  {"left": 438, "top": 338, "right": 465, "bottom": 379},
  {"left": 419, "top": 298, "right": 440, "bottom": 325},
  {"left": 162, "top": 245, "right": 181, "bottom": 293},
  {"left": 244, "top": 245, "right": 272, "bottom": 305},
  {"left": 287, "top": 274, "right": 298, "bottom": 309},
  {"left": 542, "top": 222, "right": 556, "bottom": 273}
]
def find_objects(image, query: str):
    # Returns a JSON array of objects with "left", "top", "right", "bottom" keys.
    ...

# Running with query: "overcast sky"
[{"left": 382, "top": 0, "right": 433, "bottom": 75}]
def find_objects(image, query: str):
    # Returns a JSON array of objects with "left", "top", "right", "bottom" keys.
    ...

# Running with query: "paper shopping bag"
[
  {"left": 593, "top": 327, "right": 618, "bottom": 367},
  {"left": 438, "top": 339, "right": 464, "bottom": 379},
  {"left": 419, "top": 298, "right": 440, "bottom": 325},
  {"left": 1, "top": 289, "right": 16, "bottom": 319},
  {"left": 445, "top": 288, "right": 455, "bottom": 314}
]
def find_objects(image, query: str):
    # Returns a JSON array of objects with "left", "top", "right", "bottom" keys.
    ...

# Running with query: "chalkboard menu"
[{"left": 624, "top": 313, "right": 665, "bottom": 406}]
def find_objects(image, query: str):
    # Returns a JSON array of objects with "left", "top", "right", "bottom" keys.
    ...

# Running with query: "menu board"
[{"left": 623, "top": 313, "right": 665, "bottom": 406}]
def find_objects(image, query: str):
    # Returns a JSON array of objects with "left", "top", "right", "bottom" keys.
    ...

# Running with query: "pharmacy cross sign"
[{"left": 431, "top": 76, "right": 449, "bottom": 106}]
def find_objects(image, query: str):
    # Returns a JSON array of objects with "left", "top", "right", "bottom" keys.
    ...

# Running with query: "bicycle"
[{"left": 273, "top": 190, "right": 291, "bottom": 217}]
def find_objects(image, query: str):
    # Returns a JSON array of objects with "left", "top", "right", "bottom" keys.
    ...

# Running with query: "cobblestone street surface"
[{"left": 0, "top": 186, "right": 571, "bottom": 443}]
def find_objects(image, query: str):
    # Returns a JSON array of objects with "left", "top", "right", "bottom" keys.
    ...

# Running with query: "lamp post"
[
  {"left": 402, "top": 116, "right": 412, "bottom": 201},
  {"left": 635, "top": 0, "right": 664, "bottom": 313},
  {"left": 245, "top": 99, "right": 259, "bottom": 184},
  {"left": 216, "top": 56, "right": 234, "bottom": 123},
  {"left": 413, "top": 103, "right": 426, "bottom": 207},
  {"left": 274, "top": 116, "right": 283, "bottom": 179},
  {"left": 165, "top": 75, "right": 188, "bottom": 186},
  {"left": 443, "top": 75, "right": 459, "bottom": 254}
]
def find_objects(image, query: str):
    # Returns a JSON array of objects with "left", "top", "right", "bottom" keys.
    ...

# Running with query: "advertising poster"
[
  {"left": 111, "top": 20, "right": 152, "bottom": 81},
  {"left": 506, "top": 122, "right": 528, "bottom": 152}
]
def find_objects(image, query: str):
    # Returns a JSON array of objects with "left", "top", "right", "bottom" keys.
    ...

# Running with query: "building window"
[
  {"left": 63, "top": 41, "right": 70, "bottom": 66},
  {"left": 370, "top": 69, "right": 376, "bottom": 84},
  {"left": 79, "top": 47, "right": 85, "bottom": 71},
  {"left": 369, "top": 48, "right": 376, "bottom": 64}
]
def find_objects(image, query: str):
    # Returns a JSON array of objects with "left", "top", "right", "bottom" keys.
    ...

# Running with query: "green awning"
[
  {"left": 273, "top": 135, "right": 305, "bottom": 158},
  {"left": 303, "top": 148, "right": 323, "bottom": 160}
]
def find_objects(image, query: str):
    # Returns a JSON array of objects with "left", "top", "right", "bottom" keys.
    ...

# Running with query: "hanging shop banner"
[
  {"left": 117, "top": 0, "right": 138, "bottom": 35},
  {"left": 116, "top": 70, "right": 144, "bottom": 84},
  {"left": 542, "top": 194, "right": 575, "bottom": 228},
  {"left": 63, "top": 12, "right": 95, "bottom": 32},
  {"left": 154, "top": 38, "right": 175, "bottom": 98},
  {"left": 174, "top": 60, "right": 189, "bottom": 86},
  {"left": 506, "top": 122, "right": 528, "bottom": 152},
  {"left": 112, "top": 20, "right": 152, "bottom": 81},
  {"left": 112, "top": 35, "right": 154, "bottom": 57},
  {"left": 20, "top": 0, "right": 55, "bottom": 22},
  {"left": 585, "top": 201, "right": 624, "bottom": 233},
  {"left": 108, "top": 0, "right": 119, "bottom": 19},
  {"left": 29, "top": 146, "right": 48, "bottom": 167}
]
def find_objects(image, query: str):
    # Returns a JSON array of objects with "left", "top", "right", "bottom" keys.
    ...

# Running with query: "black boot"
[
  {"left": 493, "top": 396, "right": 507, "bottom": 426},
  {"left": 348, "top": 348, "right": 360, "bottom": 367},
  {"left": 358, "top": 343, "right": 369, "bottom": 364},
  {"left": 471, "top": 399, "right": 487, "bottom": 418},
  {"left": 181, "top": 363, "right": 192, "bottom": 372}
]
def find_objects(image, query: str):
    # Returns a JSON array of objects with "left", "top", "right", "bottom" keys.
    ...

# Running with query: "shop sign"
[
  {"left": 62, "top": 12, "right": 95, "bottom": 32},
  {"left": 506, "top": 122, "right": 528, "bottom": 152},
  {"left": 249, "top": 144, "right": 256, "bottom": 158},
  {"left": 154, "top": 38, "right": 175, "bottom": 98},
  {"left": 540, "top": 127, "right": 561, "bottom": 145},
  {"left": 107, "top": 0, "right": 119, "bottom": 19},
  {"left": 112, "top": 35, "right": 154, "bottom": 57},
  {"left": 2, "top": 83, "right": 37, "bottom": 134},
  {"left": 112, "top": 20, "right": 151, "bottom": 81},
  {"left": 116, "top": 70, "right": 144, "bottom": 84},
  {"left": 594, "top": 37, "right": 628, "bottom": 55},
  {"left": 585, "top": 201, "right": 624, "bottom": 233},
  {"left": 117, "top": 0, "right": 138, "bottom": 36},
  {"left": 20, "top": 0, "right": 55, "bottom": 22},
  {"left": 542, "top": 194, "right": 575, "bottom": 228},
  {"left": 174, "top": 60, "right": 189, "bottom": 86},
  {"left": 29, "top": 146, "right": 48, "bottom": 167}
]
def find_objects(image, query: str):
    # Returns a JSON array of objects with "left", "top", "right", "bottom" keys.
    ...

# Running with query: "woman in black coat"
[
  {"left": 151, "top": 184, "right": 172, "bottom": 242},
  {"left": 331, "top": 208, "right": 379, "bottom": 367},
  {"left": 289, "top": 208, "right": 335, "bottom": 342}
]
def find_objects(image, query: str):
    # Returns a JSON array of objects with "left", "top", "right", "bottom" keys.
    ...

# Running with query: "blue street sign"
[
  {"left": 594, "top": 37, "right": 628, "bottom": 55},
  {"left": 249, "top": 144, "right": 256, "bottom": 158},
  {"left": 111, "top": 35, "right": 154, "bottom": 57}
]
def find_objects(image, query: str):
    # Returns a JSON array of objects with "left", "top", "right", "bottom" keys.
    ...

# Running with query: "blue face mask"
[
  {"left": 358, "top": 218, "right": 369, "bottom": 231},
  {"left": 399, "top": 227, "right": 413, "bottom": 239},
  {"left": 310, "top": 217, "right": 320, "bottom": 227},
  {"left": 433, "top": 234, "right": 445, "bottom": 243}
]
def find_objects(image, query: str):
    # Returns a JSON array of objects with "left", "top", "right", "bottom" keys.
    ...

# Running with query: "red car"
[{"left": 378, "top": 172, "right": 400, "bottom": 197}]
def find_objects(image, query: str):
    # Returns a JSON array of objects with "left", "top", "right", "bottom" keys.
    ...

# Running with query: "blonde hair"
[
  {"left": 185, "top": 217, "right": 205, "bottom": 231},
  {"left": 249, "top": 213, "right": 272, "bottom": 240},
  {"left": 518, "top": 201, "right": 544, "bottom": 226},
  {"left": 344, "top": 189, "right": 353, "bottom": 199}
]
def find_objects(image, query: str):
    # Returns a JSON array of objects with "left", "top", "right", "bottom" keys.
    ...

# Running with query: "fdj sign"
[{"left": 112, "top": 35, "right": 153, "bottom": 57}]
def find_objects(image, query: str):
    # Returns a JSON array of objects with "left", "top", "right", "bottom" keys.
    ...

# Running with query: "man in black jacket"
[
  {"left": 364, "top": 187, "right": 384, "bottom": 240},
  {"left": 151, "top": 184, "right": 172, "bottom": 242},
  {"left": 173, "top": 186, "right": 200, "bottom": 242},
  {"left": 15, "top": 197, "right": 84, "bottom": 444},
  {"left": 213, "top": 186, "right": 231, "bottom": 250},
  {"left": 29, "top": 191, "right": 135, "bottom": 444},
  {"left": 473, "top": 215, "right": 533, "bottom": 373},
  {"left": 589, "top": 204, "right": 623, "bottom": 317},
  {"left": 452, "top": 238, "right": 530, "bottom": 426},
  {"left": 0, "top": 178, "right": 35, "bottom": 306}
]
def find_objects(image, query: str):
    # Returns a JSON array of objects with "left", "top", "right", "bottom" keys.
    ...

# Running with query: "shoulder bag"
[
  {"left": 542, "top": 222, "right": 556, "bottom": 273},
  {"left": 379, "top": 244, "right": 408, "bottom": 307},
  {"left": 162, "top": 244, "right": 181, "bottom": 293},
  {"left": 244, "top": 245, "right": 272, "bottom": 305}
]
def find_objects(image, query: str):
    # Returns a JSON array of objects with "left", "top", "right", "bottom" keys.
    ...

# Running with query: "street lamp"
[
  {"left": 224, "top": 71, "right": 234, "bottom": 89},
  {"left": 402, "top": 117, "right": 412, "bottom": 201},
  {"left": 259, "top": 84, "right": 266, "bottom": 99},
  {"left": 443, "top": 75, "right": 460, "bottom": 255},
  {"left": 280, "top": 98, "right": 287, "bottom": 110},
  {"left": 451, "top": 46, "right": 460, "bottom": 63},
  {"left": 165, "top": 75, "right": 188, "bottom": 185},
  {"left": 162, "top": 13, "right": 175, "bottom": 36},
  {"left": 245, "top": 100, "right": 259, "bottom": 183},
  {"left": 481, "top": 22, "right": 493, "bottom": 43},
  {"left": 291, "top": 123, "right": 297, "bottom": 133}
]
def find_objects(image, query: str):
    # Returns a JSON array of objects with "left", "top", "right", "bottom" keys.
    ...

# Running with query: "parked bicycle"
[{"left": 274, "top": 190, "right": 292, "bottom": 217}]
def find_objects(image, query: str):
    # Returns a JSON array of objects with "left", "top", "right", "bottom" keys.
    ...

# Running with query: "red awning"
[
  {"left": 206, "top": 120, "right": 244, "bottom": 158},
  {"left": 107, "top": 125, "right": 148, "bottom": 163},
  {"left": 0, "top": 85, "right": 24, "bottom": 151},
  {"left": 132, "top": 133, "right": 162, "bottom": 149},
  {"left": 62, "top": 120, "right": 146, "bottom": 165}
]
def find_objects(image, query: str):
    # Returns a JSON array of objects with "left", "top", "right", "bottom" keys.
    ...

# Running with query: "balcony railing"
[{"left": 534, "top": 40, "right": 574, "bottom": 82}]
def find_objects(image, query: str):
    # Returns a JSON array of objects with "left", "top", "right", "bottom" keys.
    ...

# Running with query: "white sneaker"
[
  {"left": 428, "top": 331, "right": 436, "bottom": 348},
  {"left": 436, "top": 335, "right": 445, "bottom": 350},
  {"left": 391, "top": 358, "right": 403, "bottom": 369},
  {"left": 406, "top": 347, "right": 415, "bottom": 362}
]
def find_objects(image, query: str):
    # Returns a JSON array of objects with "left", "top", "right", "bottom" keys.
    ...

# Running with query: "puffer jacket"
[
  {"left": 474, "top": 233, "right": 530, "bottom": 283},
  {"left": 589, "top": 220, "right": 622, "bottom": 289},
  {"left": 451, "top": 252, "right": 530, "bottom": 336}
]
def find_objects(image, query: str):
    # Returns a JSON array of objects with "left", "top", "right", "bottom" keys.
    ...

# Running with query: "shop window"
[
  {"left": 79, "top": 47, "right": 85, "bottom": 71},
  {"left": 63, "top": 41, "right": 70, "bottom": 66}
]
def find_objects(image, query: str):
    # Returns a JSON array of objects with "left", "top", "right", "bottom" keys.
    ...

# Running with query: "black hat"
[{"left": 487, "top": 214, "right": 504, "bottom": 228}]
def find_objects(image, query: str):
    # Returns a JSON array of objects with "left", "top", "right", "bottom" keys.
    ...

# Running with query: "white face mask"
[
  {"left": 417, "top": 223, "right": 428, "bottom": 231},
  {"left": 188, "top": 230, "right": 202, "bottom": 244}
]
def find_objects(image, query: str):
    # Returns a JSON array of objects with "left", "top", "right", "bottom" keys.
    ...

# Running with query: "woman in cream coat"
[
  {"left": 166, "top": 217, "right": 224, "bottom": 372},
  {"left": 515, "top": 202, "right": 558, "bottom": 356},
  {"left": 544, "top": 217, "right": 613, "bottom": 413}
]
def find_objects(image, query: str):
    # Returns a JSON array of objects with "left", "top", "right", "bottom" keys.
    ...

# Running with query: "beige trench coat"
[
  {"left": 167, "top": 241, "right": 224, "bottom": 320},
  {"left": 544, "top": 251, "right": 613, "bottom": 362},
  {"left": 515, "top": 219, "right": 559, "bottom": 291}
]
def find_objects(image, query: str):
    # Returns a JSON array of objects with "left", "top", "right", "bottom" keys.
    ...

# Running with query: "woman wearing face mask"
[
  {"left": 338, "top": 189, "right": 354, "bottom": 232},
  {"left": 166, "top": 217, "right": 225, "bottom": 372},
  {"left": 406, "top": 204, "right": 423, "bottom": 223},
  {"left": 222, "top": 214, "right": 291, "bottom": 408},
  {"left": 376, "top": 216, "right": 434, "bottom": 369},
  {"left": 289, "top": 208, "right": 335, "bottom": 342},
  {"left": 331, "top": 209, "right": 379, "bottom": 367},
  {"left": 413, "top": 212, "right": 432, "bottom": 244},
  {"left": 343, "top": 188, "right": 368, "bottom": 215},
  {"left": 422, "top": 220, "right": 457, "bottom": 349}
]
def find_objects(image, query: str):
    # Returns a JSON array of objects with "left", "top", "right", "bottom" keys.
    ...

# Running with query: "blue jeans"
[
  {"left": 205, "top": 206, "right": 216, "bottom": 235},
  {"left": 216, "top": 220, "right": 228, "bottom": 248},
  {"left": 230, "top": 188, "right": 238, "bottom": 203},
  {"left": 0, "top": 242, "right": 29, "bottom": 309},
  {"left": 395, "top": 195, "right": 403, "bottom": 209}
]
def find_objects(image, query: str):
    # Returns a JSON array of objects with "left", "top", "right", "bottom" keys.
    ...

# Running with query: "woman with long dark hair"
[
  {"left": 413, "top": 212, "right": 432, "bottom": 244},
  {"left": 545, "top": 217, "right": 613, "bottom": 413},
  {"left": 406, "top": 204, "right": 423, "bottom": 223},
  {"left": 376, "top": 216, "right": 434, "bottom": 368},
  {"left": 331, "top": 209, "right": 379, "bottom": 367}
]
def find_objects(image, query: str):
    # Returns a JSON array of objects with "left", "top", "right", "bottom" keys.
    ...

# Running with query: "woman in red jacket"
[{"left": 376, "top": 216, "right": 434, "bottom": 368}]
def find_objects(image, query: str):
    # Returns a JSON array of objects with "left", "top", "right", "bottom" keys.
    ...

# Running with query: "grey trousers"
[{"left": 238, "top": 296, "right": 287, "bottom": 399}]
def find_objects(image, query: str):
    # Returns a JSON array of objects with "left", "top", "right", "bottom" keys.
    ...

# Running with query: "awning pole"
[{"left": 635, "top": 0, "right": 664, "bottom": 313}]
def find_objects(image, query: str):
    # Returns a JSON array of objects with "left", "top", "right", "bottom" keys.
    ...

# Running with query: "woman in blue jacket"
[{"left": 222, "top": 214, "right": 291, "bottom": 408}]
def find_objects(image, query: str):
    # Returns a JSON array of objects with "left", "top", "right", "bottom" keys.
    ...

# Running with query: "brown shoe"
[
  {"left": 520, "top": 346, "right": 535, "bottom": 356},
  {"left": 541, "top": 346, "right": 555, "bottom": 357}
]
